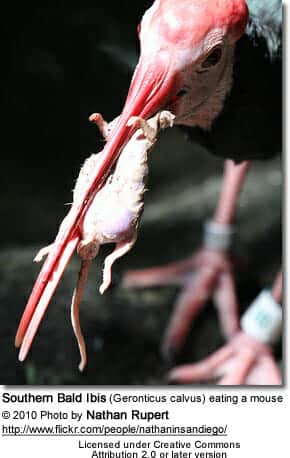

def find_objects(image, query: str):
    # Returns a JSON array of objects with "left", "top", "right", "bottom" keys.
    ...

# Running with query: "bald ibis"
[{"left": 15, "top": 0, "right": 282, "bottom": 383}]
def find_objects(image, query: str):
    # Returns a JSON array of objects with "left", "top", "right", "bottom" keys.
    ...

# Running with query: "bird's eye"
[
  {"left": 201, "top": 47, "right": 222, "bottom": 69},
  {"left": 176, "top": 89, "right": 188, "bottom": 98}
]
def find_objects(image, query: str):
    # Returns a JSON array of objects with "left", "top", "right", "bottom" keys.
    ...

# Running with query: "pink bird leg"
[
  {"left": 168, "top": 331, "right": 281, "bottom": 386},
  {"left": 15, "top": 111, "right": 175, "bottom": 371},
  {"left": 123, "top": 160, "right": 249, "bottom": 358},
  {"left": 168, "top": 271, "right": 282, "bottom": 385}
]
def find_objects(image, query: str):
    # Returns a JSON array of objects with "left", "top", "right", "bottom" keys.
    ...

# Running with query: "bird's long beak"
[
  {"left": 15, "top": 54, "right": 176, "bottom": 360},
  {"left": 123, "top": 55, "right": 176, "bottom": 120}
]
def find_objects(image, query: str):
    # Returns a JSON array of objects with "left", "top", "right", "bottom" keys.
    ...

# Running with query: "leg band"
[
  {"left": 203, "top": 220, "right": 236, "bottom": 251},
  {"left": 241, "top": 290, "right": 282, "bottom": 345}
]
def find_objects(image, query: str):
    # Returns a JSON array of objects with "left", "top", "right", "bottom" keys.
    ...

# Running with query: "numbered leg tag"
[{"left": 241, "top": 290, "right": 282, "bottom": 345}]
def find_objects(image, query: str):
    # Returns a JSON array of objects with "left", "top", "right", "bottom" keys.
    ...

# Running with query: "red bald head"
[
  {"left": 91, "top": 0, "right": 249, "bottom": 203},
  {"left": 140, "top": 0, "right": 249, "bottom": 50},
  {"left": 119, "top": 0, "right": 249, "bottom": 127}
]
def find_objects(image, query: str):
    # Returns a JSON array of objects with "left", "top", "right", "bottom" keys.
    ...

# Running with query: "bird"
[
  {"left": 15, "top": 0, "right": 282, "bottom": 383},
  {"left": 120, "top": 0, "right": 282, "bottom": 383}
]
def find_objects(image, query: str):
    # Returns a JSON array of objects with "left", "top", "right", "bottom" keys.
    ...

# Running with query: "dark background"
[
  {"left": 0, "top": 3, "right": 281, "bottom": 385},
  {"left": 1, "top": 3, "right": 152, "bottom": 244}
]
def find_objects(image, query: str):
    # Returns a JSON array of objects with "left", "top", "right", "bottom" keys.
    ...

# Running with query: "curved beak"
[{"left": 15, "top": 54, "right": 177, "bottom": 359}]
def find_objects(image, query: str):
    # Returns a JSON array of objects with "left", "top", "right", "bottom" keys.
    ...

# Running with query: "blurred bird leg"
[
  {"left": 169, "top": 273, "right": 282, "bottom": 385},
  {"left": 169, "top": 331, "right": 282, "bottom": 386},
  {"left": 123, "top": 160, "right": 249, "bottom": 359},
  {"left": 271, "top": 271, "right": 282, "bottom": 303}
]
